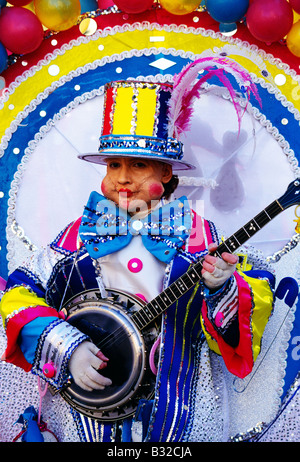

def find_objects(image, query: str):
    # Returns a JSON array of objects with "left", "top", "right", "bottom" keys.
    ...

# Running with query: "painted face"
[{"left": 101, "top": 157, "right": 173, "bottom": 214}]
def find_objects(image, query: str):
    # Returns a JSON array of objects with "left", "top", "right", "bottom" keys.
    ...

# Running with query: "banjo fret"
[
  {"left": 132, "top": 271, "right": 200, "bottom": 329},
  {"left": 130, "top": 200, "right": 286, "bottom": 330}
]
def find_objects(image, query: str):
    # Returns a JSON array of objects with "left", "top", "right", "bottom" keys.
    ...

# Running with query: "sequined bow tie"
[{"left": 79, "top": 191, "right": 192, "bottom": 263}]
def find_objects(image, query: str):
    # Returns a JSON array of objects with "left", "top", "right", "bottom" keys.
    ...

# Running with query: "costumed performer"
[{"left": 0, "top": 58, "right": 275, "bottom": 442}]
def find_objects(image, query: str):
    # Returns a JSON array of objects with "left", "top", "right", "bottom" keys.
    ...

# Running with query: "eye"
[
  {"left": 133, "top": 161, "right": 147, "bottom": 168},
  {"left": 108, "top": 161, "right": 121, "bottom": 169}
]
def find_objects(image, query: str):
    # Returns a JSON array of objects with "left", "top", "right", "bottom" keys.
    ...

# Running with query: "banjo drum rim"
[{"left": 59, "top": 288, "right": 158, "bottom": 421}]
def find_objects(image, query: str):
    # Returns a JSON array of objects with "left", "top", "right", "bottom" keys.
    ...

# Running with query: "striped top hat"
[
  {"left": 78, "top": 80, "right": 195, "bottom": 170},
  {"left": 78, "top": 54, "right": 260, "bottom": 171}
]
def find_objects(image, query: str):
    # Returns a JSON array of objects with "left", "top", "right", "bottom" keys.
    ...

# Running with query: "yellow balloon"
[
  {"left": 23, "top": 1, "right": 35, "bottom": 13},
  {"left": 293, "top": 11, "right": 300, "bottom": 23},
  {"left": 34, "top": 0, "right": 81, "bottom": 31},
  {"left": 159, "top": 0, "right": 200, "bottom": 15},
  {"left": 286, "top": 20, "right": 300, "bottom": 57}
]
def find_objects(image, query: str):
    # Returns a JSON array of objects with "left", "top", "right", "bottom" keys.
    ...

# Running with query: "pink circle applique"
[
  {"left": 215, "top": 312, "right": 224, "bottom": 327},
  {"left": 127, "top": 258, "right": 143, "bottom": 273},
  {"left": 135, "top": 293, "right": 147, "bottom": 302},
  {"left": 42, "top": 362, "right": 56, "bottom": 379}
]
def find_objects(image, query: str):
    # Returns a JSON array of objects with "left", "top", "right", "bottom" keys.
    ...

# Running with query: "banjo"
[{"left": 59, "top": 179, "right": 300, "bottom": 421}]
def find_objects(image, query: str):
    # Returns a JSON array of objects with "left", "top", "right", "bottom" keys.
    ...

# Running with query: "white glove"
[
  {"left": 68, "top": 341, "right": 112, "bottom": 391},
  {"left": 201, "top": 243, "right": 238, "bottom": 290}
]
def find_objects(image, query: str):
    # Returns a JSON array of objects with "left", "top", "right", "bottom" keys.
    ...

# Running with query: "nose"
[{"left": 118, "top": 163, "right": 132, "bottom": 184}]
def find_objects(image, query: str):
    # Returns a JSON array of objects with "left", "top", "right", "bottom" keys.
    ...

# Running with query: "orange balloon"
[
  {"left": 159, "top": 0, "right": 199, "bottom": 15},
  {"left": 34, "top": 0, "right": 81, "bottom": 31},
  {"left": 287, "top": 20, "right": 300, "bottom": 57}
]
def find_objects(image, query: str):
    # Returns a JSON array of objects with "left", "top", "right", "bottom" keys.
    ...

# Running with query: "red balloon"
[
  {"left": 289, "top": 0, "right": 300, "bottom": 14},
  {"left": 114, "top": 0, "right": 154, "bottom": 14},
  {"left": 8, "top": 0, "right": 32, "bottom": 5},
  {"left": 246, "top": 0, "right": 293, "bottom": 43},
  {"left": 0, "top": 7, "right": 44, "bottom": 55}
]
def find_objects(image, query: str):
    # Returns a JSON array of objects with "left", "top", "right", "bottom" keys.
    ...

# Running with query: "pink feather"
[{"left": 168, "top": 55, "right": 261, "bottom": 138}]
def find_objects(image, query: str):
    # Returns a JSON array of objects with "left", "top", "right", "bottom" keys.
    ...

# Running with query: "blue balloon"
[
  {"left": 80, "top": 0, "right": 98, "bottom": 13},
  {"left": 0, "top": 0, "right": 7, "bottom": 8},
  {"left": 219, "top": 22, "right": 238, "bottom": 35},
  {"left": 205, "top": 0, "right": 249, "bottom": 24},
  {"left": 0, "top": 42, "right": 8, "bottom": 74}
]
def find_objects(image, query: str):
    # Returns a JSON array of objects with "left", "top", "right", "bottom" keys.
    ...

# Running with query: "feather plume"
[{"left": 168, "top": 54, "right": 261, "bottom": 139}]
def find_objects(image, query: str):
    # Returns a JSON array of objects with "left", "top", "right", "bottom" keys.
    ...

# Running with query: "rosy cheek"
[
  {"left": 148, "top": 182, "right": 164, "bottom": 199},
  {"left": 101, "top": 180, "right": 107, "bottom": 195}
]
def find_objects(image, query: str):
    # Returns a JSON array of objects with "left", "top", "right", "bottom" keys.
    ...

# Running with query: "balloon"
[
  {"left": 289, "top": 0, "right": 300, "bottom": 15},
  {"left": 246, "top": 0, "right": 293, "bottom": 43},
  {"left": 286, "top": 20, "right": 300, "bottom": 56},
  {"left": 79, "top": 17, "right": 97, "bottom": 35},
  {"left": 219, "top": 22, "right": 238, "bottom": 35},
  {"left": 159, "top": 0, "right": 200, "bottom": 15},
  {"left": 79, "top": 0, "right": 97, "bottom": 13},
  {"left": 97, "top": 0, "right": 114, "bottom": 8},
  {"left": 113, "top": 0, "right": 154, "bottom": 14},
  {"left": 34, "top": 0, "right": 81, "bottom": 31},
  {"left": 293, "top": 11, "right": 300, "bottom": 22},
  {"left": 0, "top": 7, "right": 44, "bottom": 55},
  {"left": 0, "top": 0, "right": 7, "bottom": 6},
  {"left": 0, "top": 42, "right": 8, "bottom": 74},
  {"left": 7, "top": 0, "right": 32, "bottom": 4},
  {"left": 205, "top": 0, "right": 249, "bottom": 24}
]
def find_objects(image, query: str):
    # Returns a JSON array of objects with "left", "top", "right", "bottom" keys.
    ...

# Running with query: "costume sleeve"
[
  {"left": 0, "top": 226, "right": 89, "bottom": 389},
  {"left": 0, "top": 265, "right": 60, "bottom": 372},
  {"left": 200, "top": 268, "right": 275, "bottom": 379}
]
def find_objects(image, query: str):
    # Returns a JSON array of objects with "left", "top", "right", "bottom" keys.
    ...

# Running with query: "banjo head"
[{"left": 60, "top": 289, "right": 159, "bottom": 421}]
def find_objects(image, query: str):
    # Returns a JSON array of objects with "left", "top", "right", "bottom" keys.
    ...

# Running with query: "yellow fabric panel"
[
  {"left": 200, "top": 274, "right": 273, "bottom": 362},
  {"left": 135, "top": 86, "right": 157, "bottom": 136},
  {"left": 0, "top": 286, "right": 49, "bottom": 326},
  {"left": 112, "top": 86, "right": 134, "bottom": 135},
  {"left": 200, "top": 314, "right": 221, "bottom": 355},
  {"left": 240, "top": 273, "right": 274, "bottom": 362}
]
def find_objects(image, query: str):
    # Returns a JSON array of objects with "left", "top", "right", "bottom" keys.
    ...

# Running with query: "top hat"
[
  {"left": 78, "top": 80, "right": 195, "bottom": 171},
  {"left": 78, "top": 54, "right": 260, "bottom": 172}
]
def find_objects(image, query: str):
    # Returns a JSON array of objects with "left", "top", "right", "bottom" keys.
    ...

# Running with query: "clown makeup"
[{"left": 101, "top": 157, "right": 173, "bottom": 214}]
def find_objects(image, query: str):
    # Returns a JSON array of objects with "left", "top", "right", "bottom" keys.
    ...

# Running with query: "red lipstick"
[{"left": 118, "top": 188, "right": 133, "bottom": 197}]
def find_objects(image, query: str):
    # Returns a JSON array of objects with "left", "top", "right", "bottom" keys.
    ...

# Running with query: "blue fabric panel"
[
  {"left": 157, "top": 88, "right": 171, "bottom": 139},
  {"left": 147, "top": 254, "right": 203, "bottom": 441},
  {"left": 6, "top": 268, "right": 46, "bottom": 298},
  {"left": 19, "top": 316, "right": 58, "bottom": 364}
]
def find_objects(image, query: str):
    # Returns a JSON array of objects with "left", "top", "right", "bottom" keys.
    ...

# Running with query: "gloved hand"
[
  {"left": 201, "top": 243, "right": 238, "bottom": 290},
  {"left": 68, "top": 341, "right": 112, "bottom": 391}
]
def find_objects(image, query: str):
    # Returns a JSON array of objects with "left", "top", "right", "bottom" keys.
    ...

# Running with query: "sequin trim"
[
  {"left": 96, "top": 134, "right": 184, "bottom": 160},
  {"left": 32, "top": 318, "right": 88, "bottom": 389}
]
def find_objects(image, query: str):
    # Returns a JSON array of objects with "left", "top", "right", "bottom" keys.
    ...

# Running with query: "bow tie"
[{"left": 79, "top": 192, "right": 192, "bottom": 263}]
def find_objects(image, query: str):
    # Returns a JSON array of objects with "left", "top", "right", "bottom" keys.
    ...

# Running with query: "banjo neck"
[{"left": 130, "top": 178, "right": 300, "bottom": 331}]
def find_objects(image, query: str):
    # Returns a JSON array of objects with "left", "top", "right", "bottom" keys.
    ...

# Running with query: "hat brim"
[{"left": 78, "top": 152, "right": 196, "bottom": 171}]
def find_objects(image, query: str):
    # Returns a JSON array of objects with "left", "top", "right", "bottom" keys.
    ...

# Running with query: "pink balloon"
[
  {"left": 114, "top": 0, "right": 154, "bottom": 14},
  {"left": 246, "top": 0, "right": 293, "bottom": 43},
  {"left": 97, "top": 0, "right": 115, "bottom": 8},
  {"left": 289, "top": 0, "right": 300, "bottom": 14},
  {"left": 0, "top": 7, "right": 44, "bottom": 55}
]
